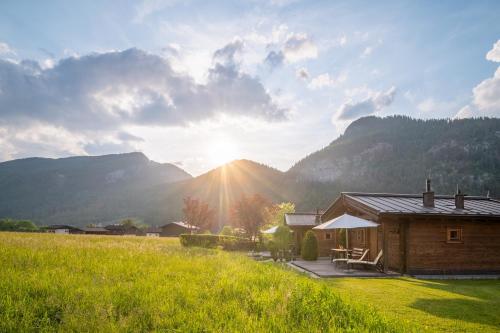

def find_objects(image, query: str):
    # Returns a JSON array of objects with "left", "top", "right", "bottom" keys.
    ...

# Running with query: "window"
[
  {"left": 356, "top": 229, "right": 366, "bottom": 243},
  {"left": 325, "top": 232, "right": 332, "bottom": 240},
  {"left": 447, "top": 227, "right": 463, "bottom": 243}
]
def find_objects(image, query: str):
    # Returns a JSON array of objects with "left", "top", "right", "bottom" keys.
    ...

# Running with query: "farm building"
[
  {"left": 104, "top": 224, "right": 143, "bottom": 236},
  {"left": 145, "top": 227, "right": 162, "bottom": 237},
  {"left": 284, "top": 213, "right": 322, "bottom": 254},
  {"left": 317, "top": 180, "right": 500, "bottom": 275},
  {"left": 45, "top": 225, "right": 84, "bottom": 234},
  {"left": 82, "top": 227, "right": 109, "bottom": 235},
  {"left": 160, "top": 222, "right": 198, "bottom": 236}
]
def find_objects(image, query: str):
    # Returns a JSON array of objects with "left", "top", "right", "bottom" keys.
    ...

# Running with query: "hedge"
[
  {"left": 179, "top": 234, "right": 255, "bottom": 251},
  {"left": 301, "top": 230, "right": 318, "bottom": 261}
]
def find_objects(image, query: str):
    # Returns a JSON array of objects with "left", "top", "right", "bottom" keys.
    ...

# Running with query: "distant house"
[
  {"left": 104, "top": 224, "right": 142, "bottom": 236},
  {"left": 284, "top": 212, "right": 322, "bottom": 254},
  {"left": 160, "top": 222, "right": 198, "bottom": 236},
  {"left": 318, "top": 180, "right": 500, "bottom": 275},
  {"left": 82, "top": 227, "right": 110, "bottom": 235},
  {"left": 145, "top": 227, "right": 162, "bottom": 237},
  {"left": 45, "top": 225, "right": 84, "bottom": 234}
]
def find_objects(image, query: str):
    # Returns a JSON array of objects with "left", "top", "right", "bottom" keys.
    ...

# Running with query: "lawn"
[
  {"left": 0, "top": 233, "right": 397, "bottom": 332},
  {"left": 0, "top": 233, "right": 499, "bottom": 333},
  {"left": 325, "top": 277, "right": 500, "bottom": 333}
]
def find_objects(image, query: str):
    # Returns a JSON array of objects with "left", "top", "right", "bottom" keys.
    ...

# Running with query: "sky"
[{"left": 0, "top": 0, "right": 499, "bottom": 175}]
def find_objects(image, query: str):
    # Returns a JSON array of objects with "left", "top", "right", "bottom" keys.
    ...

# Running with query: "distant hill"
[
  {"left": 1, "top": 116, "right": 499, "bottom": 228},
  {"left": 139, "top": 159, "right": 289, "bottom": 228},
  {"left": 0, "top": 152, "right": 191, "bottom": 226}
]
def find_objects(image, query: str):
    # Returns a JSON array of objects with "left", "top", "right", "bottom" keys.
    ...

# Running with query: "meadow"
[{"left": 0, "top": 233, "right": 499, "bottom": 332}]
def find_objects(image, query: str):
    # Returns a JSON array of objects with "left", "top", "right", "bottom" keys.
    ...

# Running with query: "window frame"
[
  {"left": 446, "top": 226, "right": 463, "bottom": 243},
  {"left": 325, "top": 232, "right": 332, "bottom": 240}
]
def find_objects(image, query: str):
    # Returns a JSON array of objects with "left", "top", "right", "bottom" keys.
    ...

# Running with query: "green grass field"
[{"left": 0, "top": 233, "right": 499, "bottom": 332}]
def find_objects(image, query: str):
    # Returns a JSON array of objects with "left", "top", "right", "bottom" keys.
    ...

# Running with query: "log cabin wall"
[
  {"left": 406, "top": 217, "right": 500, "bottom": 274},
  {"left": 290, "top": 226, "right": 317, "bottom": 255},
  {"left": 313, "top": 230, "right": 336, "bottom": 256},
  {"left": 380, "top": 219, "right": 402, "bottom": 272}
]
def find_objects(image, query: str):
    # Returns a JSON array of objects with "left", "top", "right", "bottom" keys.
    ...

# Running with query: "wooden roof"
[{"left": 284, "top": 213, "right": 320, "bottom": 226}]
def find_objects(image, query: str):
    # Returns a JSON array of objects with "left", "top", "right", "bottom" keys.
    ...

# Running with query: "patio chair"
[
  {"left": 332, "top": 248, "right": 369, "bottom": 267},
  {"left": 346, "top": 250, "right": 384, "bottom": 272}
]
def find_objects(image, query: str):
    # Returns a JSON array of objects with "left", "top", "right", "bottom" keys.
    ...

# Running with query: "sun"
[{"left": 207, "top": 141, "right": 239, "bottom": 166}]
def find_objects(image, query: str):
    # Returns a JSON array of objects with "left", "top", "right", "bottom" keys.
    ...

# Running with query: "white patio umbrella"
[
  {"left": 312, "top": 213, "right": 378, "bottom": 249},
  {"left": 261, "top": 225, "right": 279, "bottom": 234}
]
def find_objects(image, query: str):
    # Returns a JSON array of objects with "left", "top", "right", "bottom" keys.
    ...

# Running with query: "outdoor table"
[{"left": 330, "top": 248, "right": 352, "bottom": 260}]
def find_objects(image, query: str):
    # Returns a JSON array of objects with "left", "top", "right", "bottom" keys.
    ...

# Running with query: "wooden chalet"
[
  {"left": 82, "top": 227, "right": 110, "bottom": 235},
  {"left": 320, "top": 181, "right": 500, "bottom": 275},
  {"left": 145, "top": 227, "right": 162, "bottom": 237},
  {"left": 160, "top": 222, "right": 198, "bottom": 236},
  {"left": 45, "top": 225, "right": 84, "bottom": 234},
  {"left": 104, "top": 224, "right": 143, "bottom": 236},
  {"left": 284, "top": 212, "right": 322, "bottom": 254}
]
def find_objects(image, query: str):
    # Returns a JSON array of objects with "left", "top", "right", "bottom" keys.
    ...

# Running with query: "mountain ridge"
[{"left": 1, "top": 116, "right": 499, "bottom": 227}]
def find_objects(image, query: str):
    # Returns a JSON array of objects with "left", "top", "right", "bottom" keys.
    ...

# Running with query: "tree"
[
  {"left": 219, "top": 226, "right": 234, "bottom": 236},
  {"left": 301, "top": 230, "right": 318, "bottom": 261},
  {"left": 15, "top": 220, "right": 38, "bottom": 232},
  {"left": 183, "top": 197, "right": 216, "bottom": 233},
  {"left": 230, "top": 194, "right": 271, "bottom": 240},
  {"left": 0, "top": 219, "right": 38, "bottom": 232},
  {"left": 121, "top": 219, "right": 137, "bottom": 228},
  {"left": 273, "top": 225, "right": 292, "bottom": 251},
  {"left": 264, "top": 202, "right": 295, "bottom": 228}
]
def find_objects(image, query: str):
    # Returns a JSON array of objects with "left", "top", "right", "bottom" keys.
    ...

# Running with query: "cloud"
[
  {"left": 295, "top": 67, "right": 309, "bottom": 80},
  {"left": 361, "top": 46, "right": 372, "bottom": 58},
  {"left": 309, "top": 73, "right": 334, "bottom": 89},
  {"left": 213, "top": 39, "right": 244, "bottom": 66},
  {"left": 0, "top": 42, "right": 15, "bottom": 56},
  {"left": 335, "top": 86, "right": 396, "bottom": 120},
  {"left": 282, "top": 33, "right": 318, "bottom": 62},
  {"left": 264, "top": 32, "right": 318, "bottom": 68},
  {"left": 417, "top": 98, "right": 459, "bottom": 115},
  {"left": 472, "top": 66, "right": 500, "bottom": 111},
  {"left": 264, "top": 50, "right": 284, "bottom": 68},
  {"left": 454, "top": 40, "right": 500, "bottom": 118},
  {"left": 133, "top": 0, "right": 180, "bottom": 23},
  {"left": 307, "top": 73, "right": 347, "bottom": 90},
  {"left": 454, "top": 105, "right": 473, "bottom": 119},
  {"left": 0, "top": 46, "right": 288, "bottom": 160},
  {"left": 486, "top": 40, "right": 500, "bottom": 62}
]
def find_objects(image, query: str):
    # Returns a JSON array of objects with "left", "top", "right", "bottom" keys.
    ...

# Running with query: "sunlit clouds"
[{"left": 0, "top": 1, "right": 499, "bottom": 174}]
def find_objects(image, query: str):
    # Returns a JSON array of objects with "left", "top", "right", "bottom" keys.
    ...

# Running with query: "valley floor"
[{"left": 0, "top": 233, "right": 499, "bottom": 332}]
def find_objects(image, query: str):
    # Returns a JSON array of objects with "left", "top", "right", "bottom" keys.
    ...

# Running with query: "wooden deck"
[{"left": 289, "top": 258, "right": 400, "bottom": 278}]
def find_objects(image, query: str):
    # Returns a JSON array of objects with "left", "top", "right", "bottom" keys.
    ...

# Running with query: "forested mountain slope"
[
  {"left": 288, "top": 116, "right": 500, "bottom": 210},
  {"left": 0, "top": 152, "right": 191, "bottom": 226},
  {"left": 1, "top": 116, "right": 499, "bottom": 227}
]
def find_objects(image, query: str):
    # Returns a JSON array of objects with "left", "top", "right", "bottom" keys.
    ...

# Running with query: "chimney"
[
  {"left": 423, "top": 178, "right": 435, "bottom": 208},
  {"left": 455, "top": 187, "right": 465, "bottom": 209}
]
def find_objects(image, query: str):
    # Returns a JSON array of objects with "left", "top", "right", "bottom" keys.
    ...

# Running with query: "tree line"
[{"left": 182, "top": 195, "right": 294, "bottom": 239}]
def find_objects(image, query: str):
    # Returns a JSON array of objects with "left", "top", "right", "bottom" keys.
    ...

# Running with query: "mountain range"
[{"left": 1, "top": 116, "right": 499, "bottom": 228}]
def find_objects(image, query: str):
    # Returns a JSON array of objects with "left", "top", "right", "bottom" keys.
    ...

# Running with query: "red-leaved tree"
[
  {"left": 183, "top": 197, "right": 216, "bottom": 233},
  {"left": 230, "top": 194, "right": 271, "bottom": 240}
]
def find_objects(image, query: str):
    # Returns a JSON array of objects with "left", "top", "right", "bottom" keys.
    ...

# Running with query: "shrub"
[
  {"left": 219, "top": 237, "right": 255, "bottom": 251},
  {"left": 267, "top": 240, "right": 278, "bottom": 261},
  {"left": 301, "top": 231, "right": 318, "bottom": 261},
  {"left": 219, "top": 226, "right": 234, "bottom": 236},
  {"left": 179, "top": 234, "right": 219, "bottom": 248},
  {"left": 179, "top": 234, "right": 255, "bottom": 251},
  {"left": 0, "top": 219, "right": 38, "bottom": 232},
  {"left": 273, "top": 225, "right": 292, "bottom": 251}
]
